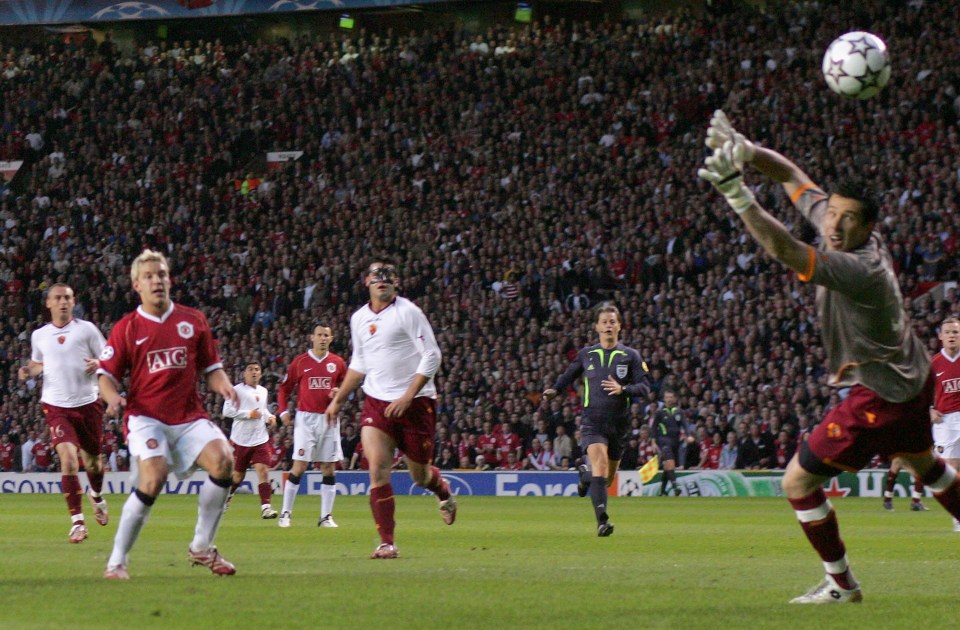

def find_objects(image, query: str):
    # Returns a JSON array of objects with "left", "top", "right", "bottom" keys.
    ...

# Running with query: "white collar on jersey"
[
  {"left": 308, "top": 349, "right": 329, "bottom": 363},
  {"left": 943, "top": 349, "right": 960, "bottom": 364},
  {"left": 137, "top": 301, "right": 175, "bottom": 324}
]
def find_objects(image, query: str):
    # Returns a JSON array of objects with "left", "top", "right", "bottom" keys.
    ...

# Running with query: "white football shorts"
[
  {"left": 127, "top": 414, "right": 229, "bottom": 484},
  {"left": 933, "top": 411, "right": 960, "bottom": 460},
  {"left": 292, "top": 410, "right": 342, "bottom": 463}
]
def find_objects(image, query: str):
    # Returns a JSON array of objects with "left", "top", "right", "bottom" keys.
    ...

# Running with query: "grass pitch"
[{"left": 0, "top": 494, "right": 955, "bottom": 629}]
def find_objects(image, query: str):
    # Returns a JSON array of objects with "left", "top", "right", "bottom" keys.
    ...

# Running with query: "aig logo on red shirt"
[
  {"left": 308, "top": 376, "right": 332, "bottom": 389},
  {"left": 147, "top": 347, "right": 188, "bottom": 373},
  {"left": 944, "top": 378, "right": 960, "bottom": 394}
]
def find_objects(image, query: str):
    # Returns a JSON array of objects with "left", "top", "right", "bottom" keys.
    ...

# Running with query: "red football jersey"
[
  {"left": 477, "top": 433, "right": 500, "bottom": 461},
  {"left": 101, "top": 430, "right": 119, "bottom": 455},
  {"left": 0, "top": 442, "right": 14, "bottom": 470},
  {"left": 497, "top": 432, "right": 522, "bottom": 466},
  {"left": 32, "top": 441, "right": 52, "bottom": 468},
  {"left": 277, "top": 351, "right": 347, "bottom": 414},
  {"left": 705, "top": 444, "right": 722, "bottom": 469},
  {"left": 932, "top": 351, "right": 960, "bottom": 415},
  {"left": 98, "top": 304, "right": 222, "bottom": 426}
]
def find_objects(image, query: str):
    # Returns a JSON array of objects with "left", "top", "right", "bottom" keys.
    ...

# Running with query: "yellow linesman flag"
[{"left": 639, "top": 455, "right": 659, "bottom": 484}]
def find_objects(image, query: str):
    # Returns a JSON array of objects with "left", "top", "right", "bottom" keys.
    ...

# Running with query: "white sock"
[
  {"left": 281, "top": 477, "right": 300, "bottom": 515},
  {"left": 190, "top": 477, "right": 229, "bottom": 552},
  {"left": 108, "top": 492, "right": 152, "bottom": 568},
  {"left": 321, "top": 482, "right": 336, "bottom": 518}
]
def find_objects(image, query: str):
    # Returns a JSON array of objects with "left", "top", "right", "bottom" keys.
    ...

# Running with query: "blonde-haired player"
[{"left": 98, "top": 249, "right": 240, "bottom": 579}]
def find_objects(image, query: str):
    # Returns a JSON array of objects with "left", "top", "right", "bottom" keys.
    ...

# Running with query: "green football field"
[{"left": 0, "top": 493, "right": 955, "bottom": 629}]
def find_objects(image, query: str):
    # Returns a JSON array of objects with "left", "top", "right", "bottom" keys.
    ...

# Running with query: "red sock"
[
  {"left": 789, "top": 489, "right": 854, "bottom": 589},
  {"left": 87, "top": 469, "right": 104, "bottom": 497},
  {"left": 230, "top": 481, "right": 240, "bottom": 495},
  {"left": 370, "top": 484, "right": 395, "bottom": 545},
  {"left": 885, "top": 468, "right": 897, "bottom": 495},
  {"left": 922, "top": 459, "right": 960, "bottom": 518},
  {"left": 424, "top": 466, "right": 450, "bottom": 501},
  {"left": 62, "top": 475, "right": 83, "bottom": 517},
  {"left": 913, "top": 476, "right": 924, "bottom": 499},
  {"left": 258, "top": 482, "right": 272, "bottom": 505}
]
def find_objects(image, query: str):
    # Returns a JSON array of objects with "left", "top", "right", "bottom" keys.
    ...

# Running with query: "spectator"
[
  {"left": 719, "top": 432, "right": 739, "bottom": 470},
  {"left": 20, "top": 430, "right": 36, "bottom": 472},
  {"left": 552, "top": 424, "right": 574, "bottom": 462}
]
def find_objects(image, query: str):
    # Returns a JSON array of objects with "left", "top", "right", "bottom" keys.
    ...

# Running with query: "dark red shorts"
[
  {"left": 43, "top": 401, "right": 104, "bottom": 456},
  {"left": 361, "top": 396, "right": 436, "bottom": 465},
  {"left": 807, "top": 375, "right": 935, "bottom": 472},
  {"left": 231, "top": 441, "right": 275, "bottom": 472}
]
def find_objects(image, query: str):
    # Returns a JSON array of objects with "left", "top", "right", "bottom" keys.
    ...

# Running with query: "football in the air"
[{"left": 821, "top": 31, "right": 891, "bottom": 100}]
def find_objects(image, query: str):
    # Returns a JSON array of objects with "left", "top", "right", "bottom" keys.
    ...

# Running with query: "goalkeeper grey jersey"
[{"left": 792, "top": 183, "right": 930, "bottom": 402}]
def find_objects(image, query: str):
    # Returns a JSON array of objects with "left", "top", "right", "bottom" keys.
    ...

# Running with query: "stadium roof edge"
[{"left": 0, "top": 0, "right": 455, "bottom": 26}]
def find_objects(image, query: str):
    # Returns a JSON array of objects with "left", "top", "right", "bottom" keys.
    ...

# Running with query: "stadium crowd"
[{"left": 1, "top": 0, "right": 959, "bottom": 476}]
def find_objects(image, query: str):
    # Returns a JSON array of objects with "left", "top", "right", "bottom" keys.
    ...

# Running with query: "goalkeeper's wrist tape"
[{"left": 718, "top": 170, "right": 742, "bottom": 185}]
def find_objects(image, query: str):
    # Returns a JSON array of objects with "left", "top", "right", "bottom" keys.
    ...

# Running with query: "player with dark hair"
[
  {"left": 276, "top": 322, "right": 347, "bottom": 528},
  {"left": 19, "top": 283, "right": 109, "bottom": 543},
  {"left": 699, "top": 110, "right": 960, "bottom": 603},
  {"left": 543, "top": 303, "right": 650, "bottom": 536},
  {"left": 223, "top": 360, "right": 279, "bottom": 519},
  {"left": 98, "top": 249, "right": 240, "bottom": 579},
  {"left": 652, "top": 388, "right": 685, "bottom": 497},
  {"left": 326, "top": 260, "right": 454, "bottom": 559}
]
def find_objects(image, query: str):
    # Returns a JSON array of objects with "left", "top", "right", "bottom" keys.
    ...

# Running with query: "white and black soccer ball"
[
  {"left": 822, "top": 31, "right": 891, "bottom": 100},
  {"left": 91, "top": 2, "right": 171, "bottom": 20}
]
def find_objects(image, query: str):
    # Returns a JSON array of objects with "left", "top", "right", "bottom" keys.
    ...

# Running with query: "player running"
[
  {"left": 223, "top": 360, "right": 279, "bottom": 519},
  {"left": 326, "top": 261, "right": 455, "bottom": 558},
  {"left": 98, "top": 249, "right": 240, "bottom": 579},
  {"left": 20, "top": 283, "right": 109, "bottom": 543},
  {"left": 276, "top": 322, "right": 347, "bottom": 528}
]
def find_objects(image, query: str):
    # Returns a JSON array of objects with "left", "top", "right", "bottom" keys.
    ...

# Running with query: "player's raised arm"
[
  {"left": 699, "top": 142, "right": 813, "bottom": 276},
  {"left": 704, "top": 109, "right": 815, "bottom": 208}
]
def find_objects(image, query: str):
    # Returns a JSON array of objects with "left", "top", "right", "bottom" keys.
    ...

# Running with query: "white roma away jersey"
[
  {"left": 31, "top": 318, "right": 105, "bottom": 407},
  {"left": 223, "top": 383, "right": 271, "bottom": 447},
  {"left": 348, "top": 296, "right": 441, "bottom": 401}
]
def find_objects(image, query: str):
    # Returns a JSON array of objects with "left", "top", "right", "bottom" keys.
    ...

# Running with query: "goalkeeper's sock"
[{"left": 788, "top": 489, "right": 856, "bottom": 590}]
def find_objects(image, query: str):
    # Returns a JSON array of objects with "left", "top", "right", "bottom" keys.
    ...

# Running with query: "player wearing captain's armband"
[
  {"left": 326, "top": 261, "right": 455, "bottom": 559},
  {"left": 699, "top": 110, "right": 960, "bottom": 604}
]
